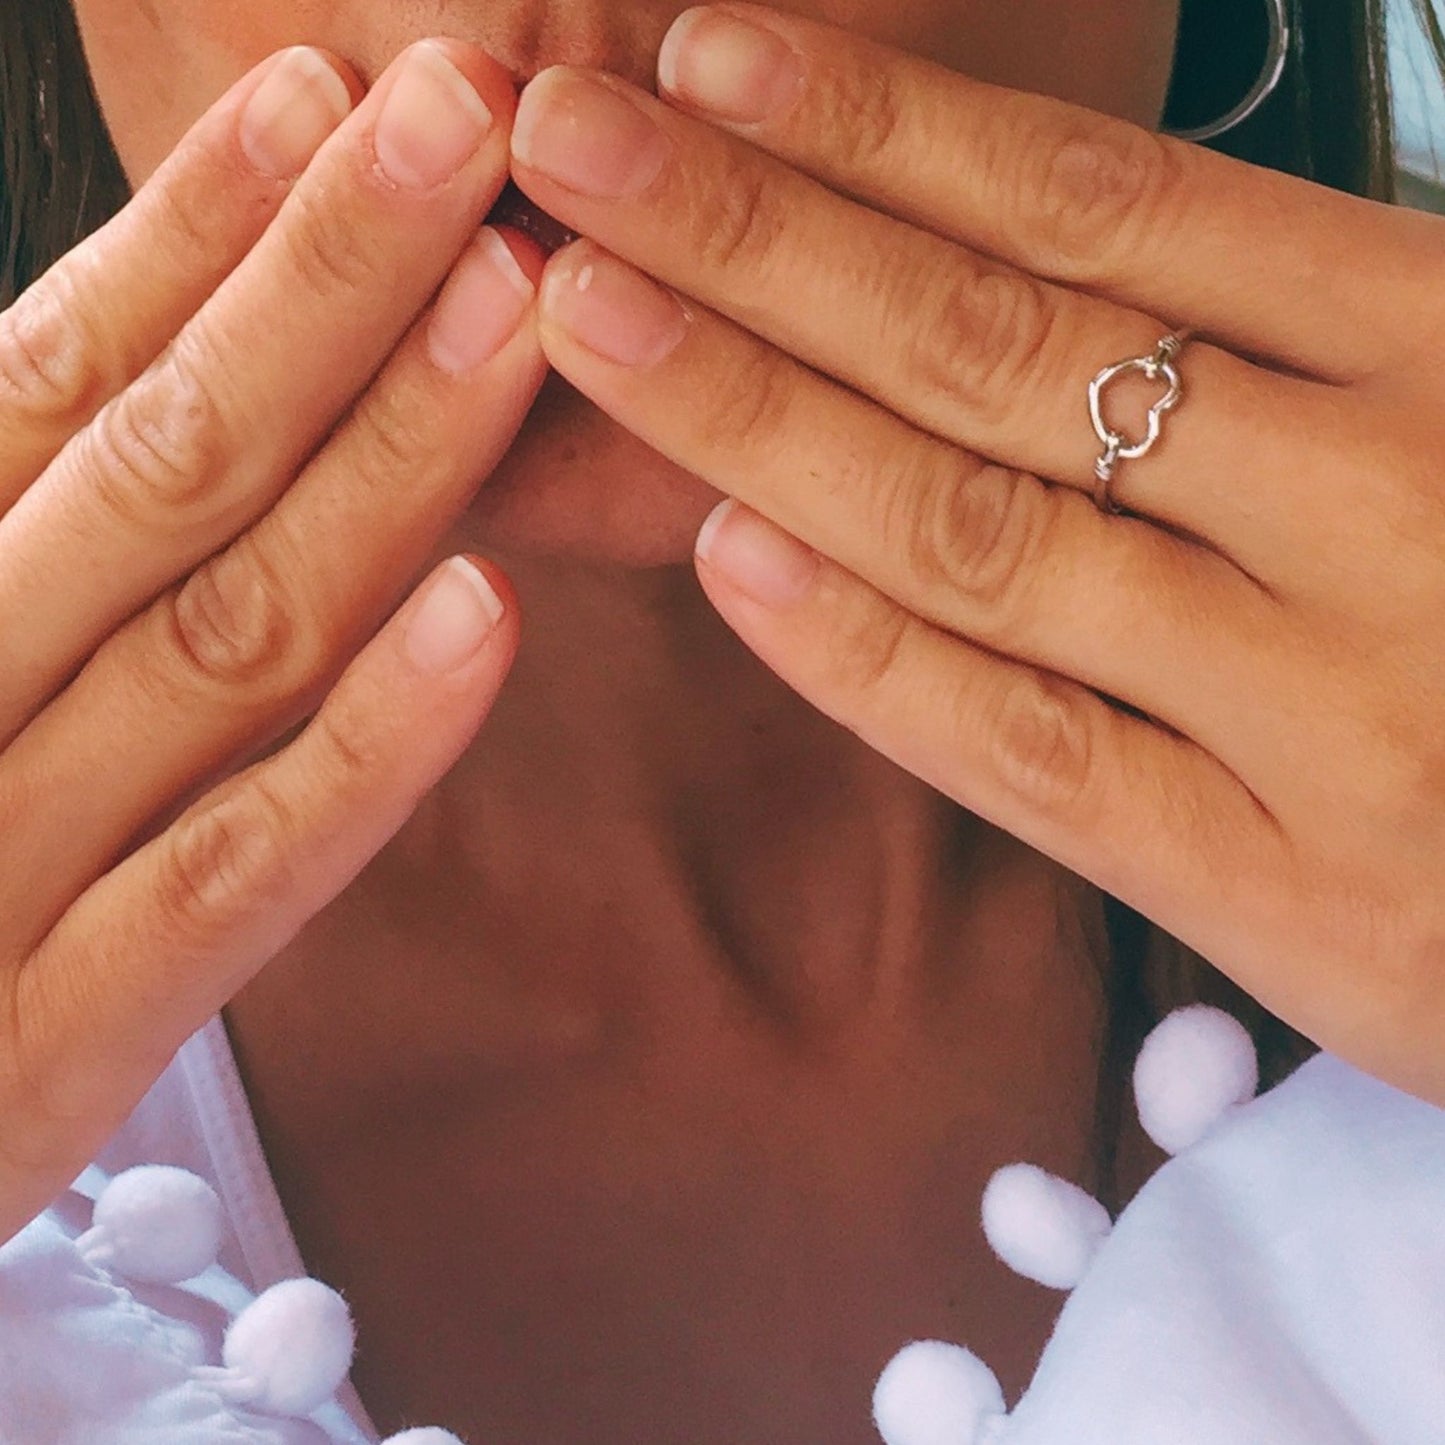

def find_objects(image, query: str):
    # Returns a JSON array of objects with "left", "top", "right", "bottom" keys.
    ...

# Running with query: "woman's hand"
[
  {"left": 509, "top": 5, "right": 1445, "bottom": 1104},
  {"left": 0, "top": 39, "right": 544, "bottom": 1242}
]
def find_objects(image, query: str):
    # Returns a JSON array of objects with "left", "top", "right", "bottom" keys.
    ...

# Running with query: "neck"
[
  {"left": 222, "top": 553, "right": 1133, "bottom": 1426},
  {"left": 233, "top": 549, "right": 1108, "bottom": 1130}
]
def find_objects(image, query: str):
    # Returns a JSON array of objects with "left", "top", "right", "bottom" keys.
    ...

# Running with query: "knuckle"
[
  {"left": 157, "top": 790, "right": 293, "bottom": 932},
  {"left": 311, "top": 699, "right": 386, "bottom": 787},
  {"left": 348, "top": 378, "right": 443, "bottom": 493},
  {"left": 908, "top": 263, "right": 1059, "bottom": 431},
  {"left": 83, "top": 334, "right": 234, "bottom": 523},
  {"left": 0, "top": 263, "right": 105, "bottom": 423},
  {"left": 145, "top": 168, "right": 231, "bottom": 278},
  {"left": 987, "top": 670, "right": 1097, "bottom": 817},
  {"left": 823, "top": 591, "right": 915, "bottom": 700},
  {"left": 278, "top": 181, "right": 390, "bottom": 299},
  {"left": 695, "top": 344, "right": 797, "bottom": 455},
  {"left": 816, "top": 60, "right": 906, "bottom": 171},
  {"left": 1029, "top": 117, "right": 1183, "bottom": 275},
  {"left": 693, "top": 157, "right": 785, "bottom": 273},
  {"left": 165, "top": 535, "right": 305, "bottom": 690},
  {"left": 899, "top": 459, "right": 1054, "bottom": 623}
]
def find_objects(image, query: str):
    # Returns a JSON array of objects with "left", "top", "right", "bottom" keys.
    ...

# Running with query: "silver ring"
[{"left": 1088, "top": 329, "right": 1193, "bottom": 515}]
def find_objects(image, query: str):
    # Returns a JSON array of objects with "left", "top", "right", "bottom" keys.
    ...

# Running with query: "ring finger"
[
  {"left": 508, "top": 67, "right": 1370, "bottom": 587},
  {"left": 536, "top": 239, "right": 1302, "bottom": 785}
]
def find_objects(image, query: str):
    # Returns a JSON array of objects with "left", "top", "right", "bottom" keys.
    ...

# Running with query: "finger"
[
  {"left": 0, "top": 226, "right": 546, "bottom": 952},
  {"left": 0, "top": 46, "right": 362, "bottom": 499},
  {"left": 654, "top": 3, "right": 1445, "bottom": 384},
  {"left": 535, "top": 241, "right": 1296, "bottom": 783},
  {"left": 0, "top": 38, "right": 517, "bottom": 746},
  {"left": 1, "top": 552, "right": 515, "bottom": 1235},
  {"left": 508, "top": 66, "right": 1366, "bottom": 583},
  {"left": 685, "top": 503, "right": 1297, "bottom": 1032}
]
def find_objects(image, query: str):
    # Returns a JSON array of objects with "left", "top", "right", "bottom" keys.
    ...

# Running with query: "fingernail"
[
  {"left": 540, "top": 248, "right": 688, "bottom": 366},
  {"left": 658, "top": 8, "right": 805, "bottom": 124},
  {"left": 374, "top": 40, "right": 495, "bottom": 189},
  {"left": 405, "top": 556, "right": 505, "bottom": 673},
  {"left": 241, "top": 47, "right": 354, "bottom": 180},
  {"left": 695, "top": 498, "right": 818, "bottom": 606},
  {"left": 428, "top": 228, "right": 535, "bottom": 374},
  {"left": 512, "top": 69, "right": 670, "bottom": 198}
]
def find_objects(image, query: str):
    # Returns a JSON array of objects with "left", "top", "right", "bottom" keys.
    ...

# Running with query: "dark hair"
[{"left": 2, "top": 1, "right": 1443, "bottom": 1210}]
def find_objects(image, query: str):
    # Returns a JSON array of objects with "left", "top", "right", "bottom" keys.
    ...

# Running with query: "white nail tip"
[{"left": 478, "top": 225, "right": 534, "bottom": 299}]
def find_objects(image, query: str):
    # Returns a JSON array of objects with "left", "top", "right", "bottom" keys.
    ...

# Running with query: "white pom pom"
[
  {"left": 980, "top": 1163, "right": 1112, "bottom": 1290},
  {"left": 383, "top": 1431, "right": 468, "bottom": 1444},
  {"left": 1134, "top": 1004, "right": 1259, "bottom": 1155},
  {"left": 873, "top": 1340, "right": 1005, "bottom": 1445},
  {"left": 219, "top": 1277, "right": 356, "bottom": 1415},
  {"left": 76, "top": 1164, "right": 223, "bottom": 1283}
]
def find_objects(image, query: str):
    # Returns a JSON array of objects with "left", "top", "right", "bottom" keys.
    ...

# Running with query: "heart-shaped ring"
[{"left": 1088, "top": 330, "right": 1191, "bottom": 514}]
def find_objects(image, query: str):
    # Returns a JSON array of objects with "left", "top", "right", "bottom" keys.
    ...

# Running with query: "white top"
[
  {"left": 4, "top": 1008, "right": 1445, "bottom": 1443},
  {"left": 12, "top": 1013, "right": 382, "bottom": 1444}
]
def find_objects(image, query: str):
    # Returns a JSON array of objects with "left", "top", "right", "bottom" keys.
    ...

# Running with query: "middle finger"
[
  {"left": 0, "top": 39, "right": 515, "bottom": 748},
  {"left": 508, "top": 67, "right": 1368, "bottom": 586},
  {"left": 534, "top": 238, "right": 1299, "bottom": 787}
]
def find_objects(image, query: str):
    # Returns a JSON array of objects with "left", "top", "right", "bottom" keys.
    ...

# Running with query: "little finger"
[{"left": 0, "top": 227, "right": 544, "bottom": 949}]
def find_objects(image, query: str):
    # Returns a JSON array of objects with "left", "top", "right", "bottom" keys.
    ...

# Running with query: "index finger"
[{"left": 655, "top": 2, "right": 1443, "bottom": 384}]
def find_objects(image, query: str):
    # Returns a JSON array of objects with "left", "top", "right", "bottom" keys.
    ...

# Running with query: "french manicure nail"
[
  {"left": 512, "top": 69, "right": 670, "bottom": 198},
  {"left": 428, "top": 227, "right": 535, "bottom": 373},
  {"left": 657, "top": 8, "right": 804, "bottom": 123},
  {"left": 540, "top": 248, "right": 688, "bottom": 366},
  {"left": 695, "top": 498, "right": 819, "bottom": 606},
  {"left": 374, "top": 41, "right": 495, "bottom": 189},
  {"left": 241, "top": 47, "right": 354, "bottom": 180},
  {"left": 405, "top": 555, "right": 505, "bottom": 673}
]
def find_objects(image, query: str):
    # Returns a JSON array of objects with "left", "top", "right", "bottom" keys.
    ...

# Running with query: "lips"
[{"left": 483, "top": 178, "right": 579, "bottom": 254}]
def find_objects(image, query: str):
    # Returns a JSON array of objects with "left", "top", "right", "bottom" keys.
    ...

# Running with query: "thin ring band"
[{"left": 1089, "top": 328, "right": 1195, "bottom": 516}]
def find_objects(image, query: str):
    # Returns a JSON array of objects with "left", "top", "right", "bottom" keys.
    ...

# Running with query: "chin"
[{"left": 456, "top": 366, "right": 726, "bottom": 569}]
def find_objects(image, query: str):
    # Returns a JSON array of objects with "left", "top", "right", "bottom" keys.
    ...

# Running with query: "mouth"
[{"left": 484, "top": 178, "right": 579, "bottom": 254}]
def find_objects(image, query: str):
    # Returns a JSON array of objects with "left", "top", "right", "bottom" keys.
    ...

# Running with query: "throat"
[{"left": 223, "top": 877, "right": 1118, "bottom": 1443}]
